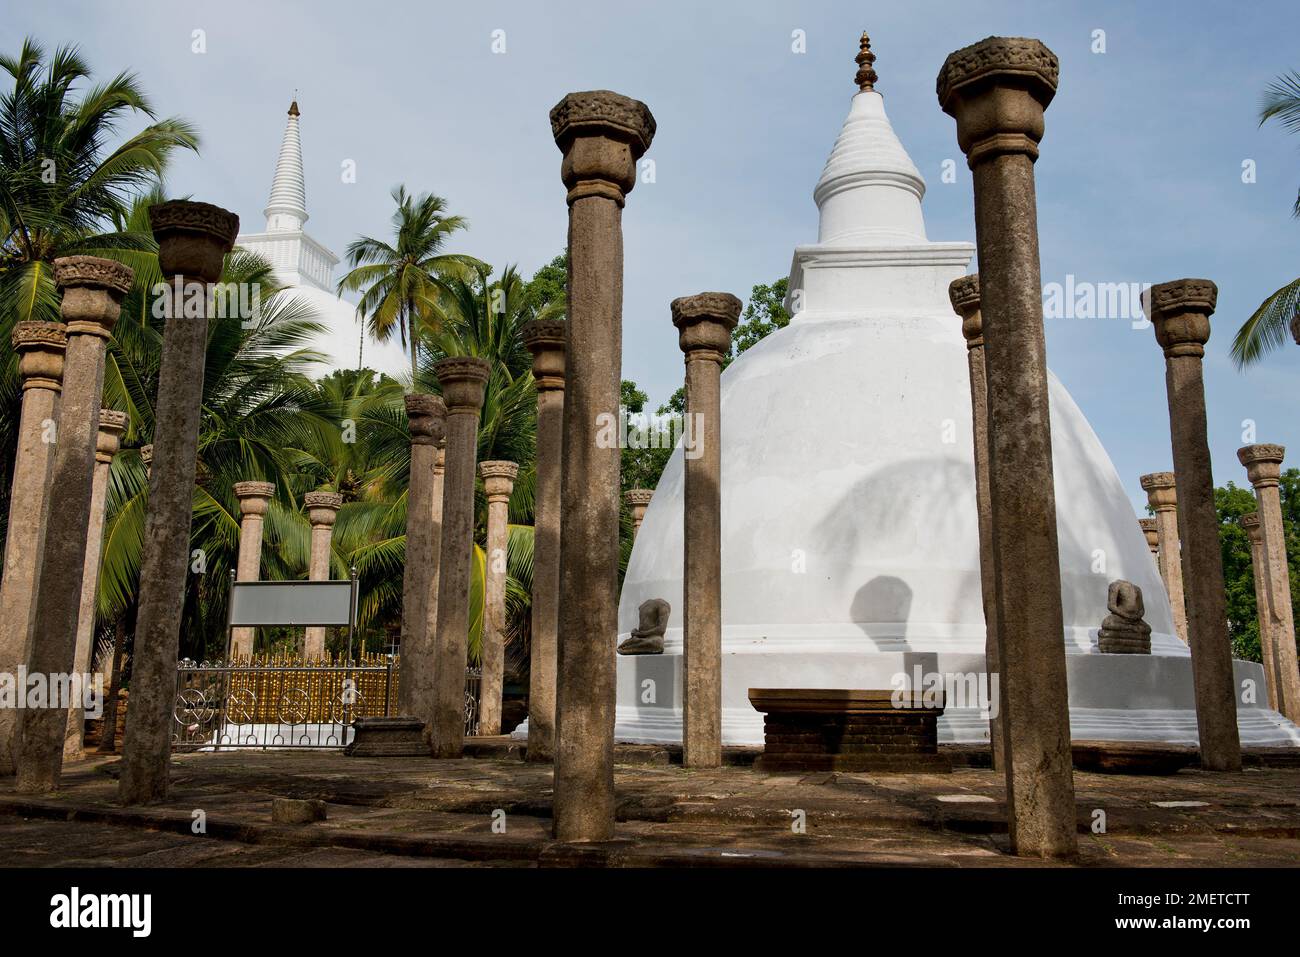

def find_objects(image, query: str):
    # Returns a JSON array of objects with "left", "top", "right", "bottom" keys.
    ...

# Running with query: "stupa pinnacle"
[
  {"left": 264, "top": 99, "right": 309, "bottom": 233},
  {"left": 854, "top": 31, "right": 877, "bottom": 92}
]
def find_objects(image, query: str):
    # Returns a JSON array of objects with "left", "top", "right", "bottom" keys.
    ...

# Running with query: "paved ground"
[{"left": 2, "top": 741, "right": 1299, "bottom": 867}]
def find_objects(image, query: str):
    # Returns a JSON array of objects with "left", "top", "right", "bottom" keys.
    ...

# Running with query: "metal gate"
[{"left": 173, "top": 658, "right": 482, "bottom": 750}]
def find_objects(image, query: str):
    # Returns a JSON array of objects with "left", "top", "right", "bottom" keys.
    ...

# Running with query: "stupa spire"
[
  {"left": 854, "top": 31, "right": 877, "bottom": 92},
  {"left": 264, "top": 98, "right": 308, "bottom": 232},
  {"left": 812, "top": 32, "right": 926, "bottom": 246}
]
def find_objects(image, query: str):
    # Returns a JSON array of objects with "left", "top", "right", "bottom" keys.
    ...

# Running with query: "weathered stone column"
[
  {"left": 398, "top": 394, "right": 446, "bottom": 728},
  {"left": 672, "top": 292, "right": 739, "bottom": 769},
  {"left": 0, "top": 322, "right": 66, "bottom": 776},
  {"left": 64, "top": 408, "right": 128, "bottom": 760},
  {"left": 1241, "top": 512, "right": 1280, "bottom": 712},
  {"left": 949, "top": 273, "right": 1005, "bottom": 772},
  {"left": 429, "top": 357, "right": 489, "bottom": 757},
  {"left": 624, "top": 489, "right": 653, "bottom": 538},
  {"left": 938, "top": 37, "right": 1077, "bottom": 857},
  {"left": 302, "top": 491, "right": 342, "bottom": 659},
  {"left": 16, "top": 257, "right": 133, "bottom": 794},
  {"left": 550, "top": 90, "right": 655, "bottom": 842},
  {"left": 1238, "top": 444, "right": 1300, "bottom": 723},
  {"left": 1145, "top": 279, "right": 1240, "bottom": 771},
  {"left": 1140, "top": 472, "right": 1189, "bottom": 644},
  {"left": 229, "top": 481, "right": 275, "bottom": 659},
  {"left": 478, "top": 460, "right": 519, "bottom": 735},
  {"left": 120, "top": 200, "right": 238, "bottom": 806},
  {"left": 1139, "top": 518, "right": 1160, "bottom": 560},
  {"left": 521, "top": 319, "right": 565, "bottom": 762}
]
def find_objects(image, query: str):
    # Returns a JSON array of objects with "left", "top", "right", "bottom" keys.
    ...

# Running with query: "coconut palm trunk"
[{"left": 96, "top": 616, "right": 127, "bottom": 753}]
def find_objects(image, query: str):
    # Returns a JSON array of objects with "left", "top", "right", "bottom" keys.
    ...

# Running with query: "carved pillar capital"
[
  {"left": 1144, "top": 279, "right": 1217, "bottom": 360},
  {"left": 937, "top": 37, "right": 1059, "bottom": 167},
  {"left": 12, "top": 321, "right": 67, "bottom": 392},
  {"left": 550, "top": 91, "right": 656, "bottom": 206},
  {"left": 671, "top": 292, "right": 741, "bottom": 363},
  {"left": 521, "top": 319, "right": 567, "bottom": 391}
]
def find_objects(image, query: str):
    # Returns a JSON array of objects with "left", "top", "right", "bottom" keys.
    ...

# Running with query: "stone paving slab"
[{"left": 1, "top": 748, "right": 1298, "bottom": 867}]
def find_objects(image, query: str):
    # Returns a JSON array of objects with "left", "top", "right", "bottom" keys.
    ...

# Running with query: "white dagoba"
[
  {"left": 237, "top": 101, "right": 408, "bottom": 378},
  {"left": 609, "top": 51, "right": 1300, "bottom": 748}
]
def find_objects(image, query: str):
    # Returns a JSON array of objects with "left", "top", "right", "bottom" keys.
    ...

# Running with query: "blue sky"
[{"left": 7, "top": 0, "right": 1299, "bottom": 510}]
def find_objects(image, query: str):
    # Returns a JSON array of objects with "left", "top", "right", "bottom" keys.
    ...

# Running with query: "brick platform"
[{"left": 749, "top": 689, "right": 951, "bottom": 773}]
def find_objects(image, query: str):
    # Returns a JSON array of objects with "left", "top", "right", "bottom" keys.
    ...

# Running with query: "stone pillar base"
[{"left": 343, "top": 716, "right": 430, "bottom": 757}]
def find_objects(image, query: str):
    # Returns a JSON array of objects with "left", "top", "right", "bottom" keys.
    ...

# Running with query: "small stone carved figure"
[
  {"left": 617, "top": 598, "right": 670, "bottom": 655},
  {"left": 1097, "top": 580, "right": 1152, "bottom": 654}
]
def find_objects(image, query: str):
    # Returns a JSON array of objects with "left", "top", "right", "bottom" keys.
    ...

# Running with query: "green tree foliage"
[
  {"left": 0, "top": 39, "right": 198, "bottom": 539},
  {"left": 1231, "top": 70, "right": 1300, "bottom": 367},
  {"left": 99, "top": 232, "right": 333, "bottom": 661},
  {"left": 730, "top": 277, "right": 790, "bottom": 358},
  {"left": 523, "top": 252, "right": 566, "bottom": 313},
  {"left": 336, "top": 185, "right": 482, "bottom": 382},
  {"left": 1214, "top": 469, "right": 1300, "bottom": 663}
]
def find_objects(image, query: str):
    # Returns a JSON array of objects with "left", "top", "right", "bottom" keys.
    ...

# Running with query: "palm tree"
[
  {"left": 336, "top": 185, "right": 482, "bottom": 383},
  {"left": 97, "top": 238, "right": 334, "bottom": 660},
  {"left": 0, "top": 39, "right": 197, "bottom": 536},
  {"left": 0, "top": 39, "right": 198, "bottom": 329},
  {"left": 1232, "top": 70, "right": 1300, "bottom": 367}
]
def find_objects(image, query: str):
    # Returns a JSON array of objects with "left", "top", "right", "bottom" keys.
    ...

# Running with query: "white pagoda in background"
[{"left": 237, "top": 101, "right": 407, "bottom": 377}]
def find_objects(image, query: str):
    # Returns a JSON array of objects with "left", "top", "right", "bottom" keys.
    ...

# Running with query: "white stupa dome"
[{"left": 609, "top": 59, "right": 1300, "bottom": 748}]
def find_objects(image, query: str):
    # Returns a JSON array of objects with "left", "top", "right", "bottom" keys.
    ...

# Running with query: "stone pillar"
[
  {"left": 429, "top": 357, "right": 489, "bottom": 757},
  {"left": 64, "top": 408, "right": 128, "bottom": 760},
  {"left": 1241, "top": 512, "right": 1281, "bottom": 712},
  {"left": 949, "top": 273, "right": 1005, "bottom": 772},
  {"left": 1139, "top": 472, "right": 1189, "bottom": 644},
  {"left": 1238, "top": 444, "right": 1300, "bottom": 723},
  {"left": 0, "top": 322, "right": 66, "bottom": 776},
  {"left": 229, "top": 481, "right": 275, "bottom": 660},
  {"left": 479, "top": 460, "right": 519, "bottom": 735},
  {"left": 550, "top": 90, "right": 655, "bottom": 842},
  {"left": 624, "top": 489, "right": 653, "bottom": 538},
  {"left": 672, "top": 292, "right": 740, "bottom": 769},
  {"left": 1145, "top": 279, "right": 1240, "bottom": 771},
  {"left": 303, "top": 491, "right": 342, "bottom": 659},
  {"left": 16, "top": 257, "right": 133, "bottom": 794},
  {"left": 1139, "top": 518, "right": 1160, "bottom": 560},
  {"left": 521, "top": 319, "right": 565, "bottom": 762},
  {"left": 938, "top": 37, "right": 1077, "bottom": 858},
  {"left": 398, "top": 394, "right": 447, "bottom": 728},
  {"left": 120, "top": 200, "right": 238, "bottom": 806}
]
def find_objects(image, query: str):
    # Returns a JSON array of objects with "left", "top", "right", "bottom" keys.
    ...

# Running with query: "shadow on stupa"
[
  {"left": 811, "top": 452, "right": 984, "bottom": 646},
  {"left": 851, "top": 575, "right": 913, "bottom": 647}
]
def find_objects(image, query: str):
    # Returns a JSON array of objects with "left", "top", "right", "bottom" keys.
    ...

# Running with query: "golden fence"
[
  {"left": 214, "top": 652, "right": 397, "bottom": 724},
  {"left": 172, "top": 653, "right": 481, "bottom": 748}
]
